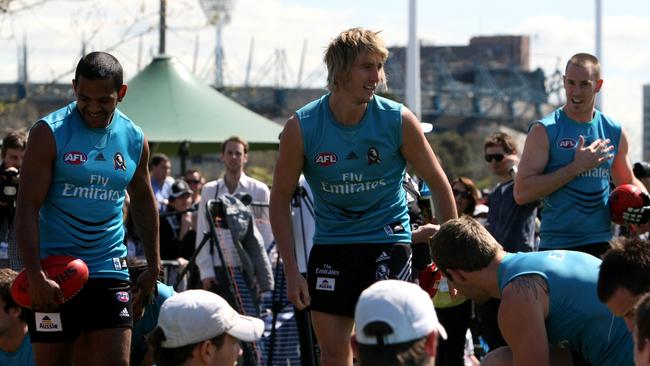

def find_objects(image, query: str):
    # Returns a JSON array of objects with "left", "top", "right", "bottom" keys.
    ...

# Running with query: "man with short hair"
[
  {"left": 430, "top": 216, "right": 632, "bottom": 366},
  {"left": 597, "top": 237, "right": 650, "bottom": 331},
  {"left": 352, "top": 280, "right": 446, "bottom": 366},
  {"left": 478, "top": 131, "right": 539, "bottom": 351},
  {"left": 150, "top": 289, "right": 264, "bottom": 366},
  {"left": 515, "top": 52, "right": 645, "bottom": 257},
  {"left": 16, "top": 51, "right": 160, "bottom": 366},
  {"left": 196, "top": 136, "right": 274, "bottom": 293},
  {"left": 0, "top": 268, "right": 34, "bottom": 365},
  {"left": 634, "top": 293, "right": 650, "bottom": 366},
  {"left": 149, "top": 153, "right": 174, "bottom": 211},
  {"left": 0, "top": 131, "right": 27, "bottom": 270}
]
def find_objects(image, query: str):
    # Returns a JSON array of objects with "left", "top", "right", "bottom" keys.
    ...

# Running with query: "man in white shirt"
[{"left": 195, "top": 136, "right": 273, "bottom": 292}]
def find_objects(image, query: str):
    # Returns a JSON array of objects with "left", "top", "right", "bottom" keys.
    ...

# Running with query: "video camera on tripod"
[{"left": 207, "top": 192, "right": 253, "bottom": 230}]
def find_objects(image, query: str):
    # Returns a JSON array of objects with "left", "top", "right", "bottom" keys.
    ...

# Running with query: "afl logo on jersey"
[
  {"left": 558, "top": 138, "right": 577, "bottom": 149},
  {"left": 63, "top": 151, "right": 87, "bottom": 165},
  {"left": 314, "top": 152, "right": 338, "bottom": 167}
]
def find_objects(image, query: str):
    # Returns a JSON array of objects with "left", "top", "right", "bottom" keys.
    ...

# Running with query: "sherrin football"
[
  {"left": 610, "top": 184, "right": 646, "bottom": 225},
  {"left": 11, "top": 255, "right": 89, "bottom": 308}
]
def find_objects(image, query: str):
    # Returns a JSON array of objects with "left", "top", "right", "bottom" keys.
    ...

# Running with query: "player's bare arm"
[
  {"left": 270, "top": 115, "right": 310, "bottom": 310},
  {"left": 499, "top": 274, "right": 551, "bottom": 366},
  {"left": 611, "top": 130, "right": 646, "bottom": 190},
  {"left": 399, "top": 107, "right": 457, "bottom": 223},
  {"left": 127, "top": 137, "right": 160, "bottom": 317},
  {"left": 514, "top": 123, "right": 613, "bottom": 204},
  {"left": 15, "top": 122, "right": 64, "bottom": 311}
]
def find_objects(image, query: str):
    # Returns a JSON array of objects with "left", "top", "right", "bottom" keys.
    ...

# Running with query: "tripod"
[{"left": 175, "top": 198, "right": 261, "bottom": 366}]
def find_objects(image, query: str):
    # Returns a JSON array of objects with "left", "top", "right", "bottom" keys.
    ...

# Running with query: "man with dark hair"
[
  {"left": 515, "top": 52, "right": 645, "bottom": 257},
  {"left": 0, "top": 130, "right": 27, "bottom": 270},
  {"left": 478, "top": 131, "right": 539, "bottom": 351},
  {"left": 15, "top": 51, "right": 160, "bottom": 365},
  {"left": 634, "top": 293, "right": 650, "bottom": 366},
  {"left": 149, "top": 153, "right": 174, "bottom": 211},
  {"left": 430, "top": 216, "right": 632, "bottom": 366},
  {"left": 150, "top": 289, "right": 264, "bottom": 366},
  {"left": 0, "top": 268, "right": 34, "bottom": 365},
  {"left": 598, "top": 237, "right": 650, "bottom": 330},
  {"left": 352, "top": 280, "right": 446, "bottom": 366}
]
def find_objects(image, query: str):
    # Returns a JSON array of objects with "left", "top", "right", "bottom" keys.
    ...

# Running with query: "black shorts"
[
  {"left": 307, "top": 243, "right": 412, "bottom": 317},
  {"left": 25, "top": 278, "right": 133, "bottom": 343}
]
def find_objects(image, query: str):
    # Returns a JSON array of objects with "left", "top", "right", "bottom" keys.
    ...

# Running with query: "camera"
[
  {"left": 633, "top": 162, "right": 650, "bottom": 179},
  {"left": 207, "top": 193, "right": 253, "bottom": 230},
  {"left": 0, "top": 168, "right": 19, "bottom": 203}
]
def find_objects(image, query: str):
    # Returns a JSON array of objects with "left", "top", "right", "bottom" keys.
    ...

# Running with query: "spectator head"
[
  {"left": 353, "top": 280, "right": 446, "bottom": 366},
  {"left": 635, "top": 293, "right": 650, "bottom": 366},
  {"left": 168, "top": 179, "right": 193, "bottom": 211},
  {"left": 1, "top": 131, "right": 27, "bottom": 169},
  {"left": 450, "top": 177, "right": 481, "bottom": 216},
  {"left": 0, "top": 268, "right": 26, "bottom": 326},
  {"left": 221, "top": 136, "right": 249, "bottom": 175},
  {"left": 484, "top": 132, "right": 518, "bottom": 177},
  {"left": 598, "top": 237, "right": 650, "bottom": 331},
  {"left": 324, "top": 28, "right": 389, "bottom": 92},
  {"left": 151, "top": 290, "right": 263, "bottom": 366},
  {"left": 429, "top": 216, "right": 502, "bottom": 304},
  {"left": 185, "top": 169, "right": 204, "bottom": 194},
  {"left": 149, "top": 153, "right": 171, "bottom": 183}
]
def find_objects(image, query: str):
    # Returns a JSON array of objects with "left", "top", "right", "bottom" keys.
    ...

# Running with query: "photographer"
[{"left": 0, "top": 131, "right": 26, "bottom": 270}]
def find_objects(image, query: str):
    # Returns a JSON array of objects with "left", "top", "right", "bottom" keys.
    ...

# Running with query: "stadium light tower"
[
  {"left": 200, "top": 0, "right": 235, "bottom": 88},
  {"left": 405, "top": 0, "right": 421, "bottom": 119}
]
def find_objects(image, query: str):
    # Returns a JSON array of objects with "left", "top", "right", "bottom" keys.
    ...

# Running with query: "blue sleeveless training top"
[
  {"left": 535, "top": 108, "right": 620, "bottom": 249},
  {"left": 498, "top": 251, "right": 632, "bottom": 366},
  {"left": 38, "top": 102, "right": 144, "bottom": 280},
  {"left": 298, "top": 94, "right": 410, "bottom": 244}
]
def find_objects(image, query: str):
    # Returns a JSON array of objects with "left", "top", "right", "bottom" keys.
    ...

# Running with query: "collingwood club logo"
[
  {"left": 367, "top": 147, "right": 381, "bottom": 165},
  {"left": 114, "top": 152, "right": 126, "bottom": 171}
]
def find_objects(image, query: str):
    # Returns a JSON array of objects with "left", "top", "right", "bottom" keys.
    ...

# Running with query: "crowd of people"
[{"left": 0, "top": 26, "right": 649, "bottom": 366}]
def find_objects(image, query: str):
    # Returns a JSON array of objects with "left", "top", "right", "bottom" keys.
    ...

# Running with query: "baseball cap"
[
  {"left": 169, "top": 179, "right": 193, "bottom": 199},
  {"left": 354, "top": 280, "right": 447, "bottom": 345},
  {"left": 158, "top": 290, "right": 264, "bottom": 348}
]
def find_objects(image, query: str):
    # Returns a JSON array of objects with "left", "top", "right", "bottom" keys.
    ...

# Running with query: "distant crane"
[{"left": 199, "top": 0, "right": 235, "bottom": 88}]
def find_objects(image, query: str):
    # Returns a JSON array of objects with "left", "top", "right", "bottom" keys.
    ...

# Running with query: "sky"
[{"left": 1, "top": 0, "right": 649, "bottom": 159}]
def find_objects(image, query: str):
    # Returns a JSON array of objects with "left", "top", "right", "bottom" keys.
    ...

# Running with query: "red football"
[
  {"left": 610, "top": 184, "right": 646, "bottom": 225},
  {"left": 11, "top": 255, "right": 89, "bottom": 308}
]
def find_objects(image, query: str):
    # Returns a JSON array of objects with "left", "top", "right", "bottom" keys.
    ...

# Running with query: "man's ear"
[
  {"left": 595, "top": 79, "right": 603, "bottom": 93},
  {"left": 117, "top": 84, "right": 128, "bottom": 102},
  {"left": 424, "top": 332, "right": 437, "bottom": 357},
  {"left": 350, "top": 333, "right": 359, "bottom": 358}
]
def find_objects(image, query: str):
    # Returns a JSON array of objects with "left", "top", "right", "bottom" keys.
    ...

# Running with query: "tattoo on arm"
[{"left": 510, "top": 275, "right": 549, "bottom": 301}]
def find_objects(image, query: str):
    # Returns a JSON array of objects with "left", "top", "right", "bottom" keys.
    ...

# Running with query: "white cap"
[
  {"left": 354, "top": 280, "right": 447, "bottom": 345},
  {"left": 473, "top": 204, "right": 489, "bottom": 217},
  {"left": 158, "top": 290, "right": 264, "bottom": 348}
]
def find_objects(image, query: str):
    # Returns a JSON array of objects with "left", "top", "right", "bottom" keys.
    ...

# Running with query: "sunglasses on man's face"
[{"left": 484, "top": 153, "right": 505, "bottom": 163}]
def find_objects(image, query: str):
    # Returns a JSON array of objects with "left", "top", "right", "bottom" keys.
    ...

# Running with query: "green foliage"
[{"left": 426, "top": 130, "right": 494, "bottom": 187}]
